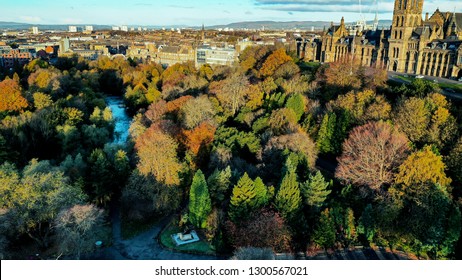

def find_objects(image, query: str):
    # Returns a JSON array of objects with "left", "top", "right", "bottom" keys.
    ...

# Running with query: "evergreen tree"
[
  {"left": 253, "top": 177, "right": 269, "bottom": 208},
  {"left": 228, "top": 173, "right": 258, "bottom": 223},
  {"left": 344, "top": 208, "right": 357, "bottom": 247},
  {"left": 312, "top": 208, "right": 336, "bottom": 250},
  {"left": 317, "top": 112, "right": 336, "bottom": 154},
  {"left": 301, "top": 171, "right": 331, "bottom": 210},
  {"left": 207, "top": 166, "right": 232, "bottom": 205},
  {"left": 285, "top": 93, "right": 305, "bottom": 122},
  {"left": 188, "top": 170, "right": 212, "bottom": 228},
  {"left": 357, "top": 204, "right": 375, "bottom": 243},
  {"left": 274, "top": 169, "right": 302, "bottom": 222}
]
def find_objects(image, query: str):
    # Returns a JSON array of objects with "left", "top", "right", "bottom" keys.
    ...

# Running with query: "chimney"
[{"left": 425, "top": 13, "right": 429, "bottom": 21}]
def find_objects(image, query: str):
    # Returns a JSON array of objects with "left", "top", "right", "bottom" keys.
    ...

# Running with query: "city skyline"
[{"left": 2, "top": 0, "right": 459, "bottom": 26}]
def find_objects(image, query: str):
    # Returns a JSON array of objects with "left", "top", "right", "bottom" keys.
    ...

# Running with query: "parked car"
[{"left": 416, "top": 75, "right": 424, "bottom": 79}]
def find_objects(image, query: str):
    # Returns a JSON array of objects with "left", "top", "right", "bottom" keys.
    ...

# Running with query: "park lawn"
[
  {"left": 159, "top": 220, "right": 215, "bottom": 255},
  {"left": 439, "top": 82, "right": 462, "bottom": 93}
]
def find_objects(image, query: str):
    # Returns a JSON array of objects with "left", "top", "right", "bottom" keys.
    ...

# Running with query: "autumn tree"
[
  {"left": 336, "top": 121, "right": 409, "bottom": 191},
  {"left": 395, "top": 146, "right": 451, "bottom": 188},
  {"left": 179, "top": 96, "right": 216, "bottom": 129},
  {"left": 188, "top": 170, "right": 212, "bottom": 229},
  {"left": 135, "top": 127, "right": 183, "bottom": 186},
  {"left": 393, "top": 97, "right": 430, "bottom": 143},
  {"left": 55, "top": 204, "right": 106, "bottom": 259},
  {"left": 259, "top": 48, "right": 293, "bottom": 77},
  {"left": 0, "top": 161, "right": 85, "bottom": 248},
  {"left": 226, "top": 209, "right": 292, "bottom": 252},
  {"left": 209, "top": 73, "right": 250, "bottom": 116},
  {"left": 181, "top": 122, "right": 216, "bottom": 157},
  {"left": 268, "top": 108, "right": 298, "bottom": 135},
  {"left": 0, "top": 78, "right": 28, "bottom": 112}
]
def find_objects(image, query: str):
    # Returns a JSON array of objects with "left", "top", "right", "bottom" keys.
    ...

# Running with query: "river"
[{"left": 105, "top": 96, "right": 132, "bottom": 144}]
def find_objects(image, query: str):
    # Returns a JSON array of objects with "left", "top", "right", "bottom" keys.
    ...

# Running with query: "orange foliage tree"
[
  {"left": 181, "top": 122, "right": 216, "bottom": 156},
  {"left": 0, "top": 78, "right": 28, "bottom": 112},
  {"left": 259, "top": 48, "right": 292, "bottom": 77}
]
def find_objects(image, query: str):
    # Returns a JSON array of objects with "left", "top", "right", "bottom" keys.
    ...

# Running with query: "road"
[{"left": 388, "top": 71, "right": 462, "bottom": 101}]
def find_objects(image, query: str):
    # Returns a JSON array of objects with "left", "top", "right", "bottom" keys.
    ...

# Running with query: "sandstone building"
[{"left": 299, "top": 0, "right": 462, "bottom": 79}]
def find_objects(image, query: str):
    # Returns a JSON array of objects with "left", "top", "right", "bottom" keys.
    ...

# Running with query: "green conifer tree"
[
  {"left": 312, "top": 208, "right": 336, "bottom": 250},
  {"left": 301, "top": 171, "right": 331, "bottom": 210},
  {"left": 189, "top": 169, "right": 212, "bottom": 228},
  {"left": 207, "top": 166, "right": 232, "bottom": 205},
  {"left": 253, "top": 177, "right": 269, "bottom": 208},
  {"left": 228, "top": 172, "right": 257, "bottom": 223},
  {"left": 285, "top": 93, "right": 305, "bottom": 121},
  {"left": 317, "top": 112, "right": 336, "bottom": 154},
  {"left": 274, "top": 169, "right": 302, "bottom": 222}
]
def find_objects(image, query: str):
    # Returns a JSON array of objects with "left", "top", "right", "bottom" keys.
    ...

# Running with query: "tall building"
[
  {"left": 299, "top": 0, "right": 462, "bottom": 79},
  {"left": 121, "top": 26, "right": 128, "bottom": 32},
  {"left": 85, "top": 26, "right": 93, "bottom": 32},
  {"left": 31, "top": 26, "right": 39, "bottom": 35},
  {"left": 69, "top": 26, "right": 77, "bottom": 33}
]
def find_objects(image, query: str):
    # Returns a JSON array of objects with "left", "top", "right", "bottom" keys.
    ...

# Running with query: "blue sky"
[{"left": 2, "top": 0, "right": 460, "bottom": 26}]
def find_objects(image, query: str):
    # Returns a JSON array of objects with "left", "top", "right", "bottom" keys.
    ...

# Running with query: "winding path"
[{"left": 103, "top": 204, "right": 218, "bottom": 260}]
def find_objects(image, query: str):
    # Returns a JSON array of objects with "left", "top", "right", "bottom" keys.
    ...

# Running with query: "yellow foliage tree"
[
  {"left": 0, "top": 78, "right": 28, "bottom": 112},
  {"left": 396, "top": 146, "right": 451, "bottom": 188}
]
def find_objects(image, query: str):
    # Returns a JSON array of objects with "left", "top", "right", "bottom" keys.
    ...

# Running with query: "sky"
[{"left": 1, "top": 0, "right": 460, "bottom": 26}]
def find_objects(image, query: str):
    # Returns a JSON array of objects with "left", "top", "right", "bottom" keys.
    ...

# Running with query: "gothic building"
[{"left": 298, "top": 0, "right": 462, "bottom": 79}]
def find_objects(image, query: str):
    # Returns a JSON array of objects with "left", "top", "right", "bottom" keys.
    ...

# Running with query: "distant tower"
[
  {"left": 373, "top": 12, "right": 379, "bottom": 31},
  {"left": 201, "top": 24, "right": 205, "bottom": 43},
  {"left": 388, "top": 0, "right": 424, "bottom": 73}
]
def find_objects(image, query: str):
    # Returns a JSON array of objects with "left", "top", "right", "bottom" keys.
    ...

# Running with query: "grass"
[
  {"left": 121, "top": 216, "right": 160, "bottom": 240},
  {"left": 159, "top": 220, "right": 215, "bottom": 255},
  {"left": 439, "top": 82, "right": 462, "bottom": 93}
]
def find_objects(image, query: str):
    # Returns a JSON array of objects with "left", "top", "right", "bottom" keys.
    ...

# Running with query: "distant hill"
[
  {"left": 0, "top": 20, "right": 394, "bottom": 32},
  {"left": 208, "top": 20, "right": 393, "bottom": 30},
  {"left": 0, "top": 21, "right": 112, "bottom": 31}
]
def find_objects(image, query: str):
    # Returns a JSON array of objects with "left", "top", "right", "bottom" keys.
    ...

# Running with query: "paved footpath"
[{"left": 97, "top": 204, "right": 218, "bottom": 260}]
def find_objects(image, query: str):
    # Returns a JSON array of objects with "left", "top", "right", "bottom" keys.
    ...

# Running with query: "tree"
[
  {"left": 312, "top": 208, "right": 336, "bottom": 250},
  {"left": 181, "top": 122, "right": 216, "bottom": 157},
  {"left": 209, "top": 73, "right": 250, "bottom": 116},
  {"left": 122, "top": 170, "right": 181, "bottom": 220},
  {"left": 207, "top": 166, "right": 232, "bottom": 205},
  {"left": 179, "top": 96, "right": 216, "bottom": 129},
  {"left": 226, "top": 209, "right": 292, "bottom": 252},
  {"left": 285, "top": 93, "right": 305, "bottom": 122},
  {"left": 188, "top": 170, "right": 212, "bottom": 229},
  {"left": 357, "top": 204, "right": 376, "bottom": 243},
  {"left": 301, "top": 171, "right": 331, "bottom": 210},
  {"left": 33, "top": 92, "right": 53, "bottom": 110},
  {"left": 268, "top": 108, "right": 298, "bottom": 135},
  {"left": 317, "top": 112, "right": 336, "bottom": 154},
  {"left": 393, "top": 97, "right": 430, "bottom": 143},
  {"left": 55, "top": 204, "right": 106, "bottom": 259},
  {"left": 135, "top": 127, "right": 182, "bottom": 186},
  {"left": 395, "top": 146, "right": 451, "bottom": 188},
  {"left": 228, "top": 173, "right": 268, "bottom": 222},
  {"left": 274, "top": 169, "right": 302, "bottom": 222},
  {"left": 336, "top": 121, "right": 409, "bottom": 191},
  {"left": 259, "top": 48, "right": 293, "bottom": 77},
  {"left": 446, "top": 137, "right": 462, "bottom": 185},
  {"left": 0, "top": 161, "right": 85, "bottom": 248},
  {"left": 0, "top": 78, "right": 28, "bottom": 112}
]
